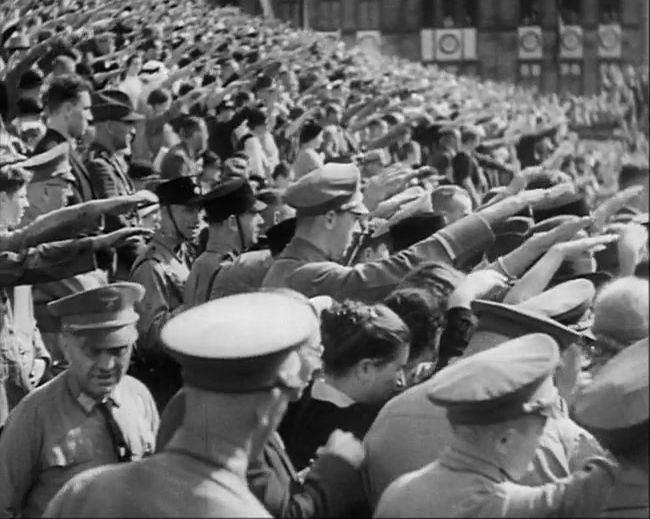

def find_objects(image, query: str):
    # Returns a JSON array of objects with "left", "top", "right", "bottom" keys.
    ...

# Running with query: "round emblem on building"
[
  {"left": 599, "top": 26, "right": 620, "bottom": 49},
  {"left": 439, "top": 33, "right": 461, "bottom": 54},
  {"left": 519, "top": 30, "right": 541, "bottom": 52},
  {"left": 561, "top": 28, "right": 581, "bottom": 51}
]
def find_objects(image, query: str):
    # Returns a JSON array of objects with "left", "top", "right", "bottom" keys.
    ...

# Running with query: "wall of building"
[{"left": 247, "top": 0, "right": 648, "bottom": 95}]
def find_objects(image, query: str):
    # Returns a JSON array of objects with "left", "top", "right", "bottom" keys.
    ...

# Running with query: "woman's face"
[
  {"left": 357, "top": 344, "right": 410, "bottom": 404},
  {"left": 0, "top": 186, "right": 29, "bottom": 228}
]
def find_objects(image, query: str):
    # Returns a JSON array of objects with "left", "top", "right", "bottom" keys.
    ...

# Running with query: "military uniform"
[
  {"left": 184, "top": 178, "right": 266, "bottom": 307},
  {"left": 44, "top": 292, "right": 320, "bottom": 518},
  {"left": 157, "top": 388, "right": 365, "bottom": 518},
  {"left": 363, "top": 298, "right": 602, "bottom": 510},
  {"left": 574, "top": 338, "right": 649, "bottom": 518},
  {"left": 0, "top": 283, "right": 159, "bottom": 518},
  {"left": 129, "top": 177, "right": 202, "bottom": 410},
  {"left": 262, "top": 163, "right": 494, "bottom": 302},
  {"left": 375, "top": 334, "right": 619, "bottom": 518}
]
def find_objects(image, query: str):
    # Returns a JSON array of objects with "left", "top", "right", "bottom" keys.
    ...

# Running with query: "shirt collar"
[
  {"left": 311, "top": 378, "right": 355, "bottom": 408},
  {"left": 280, "top": 236, "right": 331, "bottom": 262},
  {"left": 439, "top": 442, "right": 510, "bottom": 484},
  {"left": 65, "top": 371, "right": 122, "bottom": 415}
]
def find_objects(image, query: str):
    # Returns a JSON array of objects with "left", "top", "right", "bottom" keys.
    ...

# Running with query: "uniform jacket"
[
  {"left": 209, "top": 250, "right": 274, "bottom": 301},
  {"left": 43, "top": 422, "right": 269, "bottom": 518},
  {"left": 374, "top": 443, "right": 619, "bottom": 518},
  {"left": 184, "top": 250, "right": 237, "bottom": 308},
  {"left": 362, "top": 381, "right": 605, "bottom": 511},
  {"left": 33, "top": 129, "right": 97, "bottom": 204},
  {"left": 130, "top": 237, "right": 190, "bottom": 356},
  {"left": 0, "top": 372, "right": 158, "bottom": 518},
  {"left": 600, "top": 464, "right": 649, "bottom": 518},
  {"left": 262, "top": 213, "right": 493, "bottom": 302},
  {"left": 85, "top": 142, "right": 137, "bottom": 232}
]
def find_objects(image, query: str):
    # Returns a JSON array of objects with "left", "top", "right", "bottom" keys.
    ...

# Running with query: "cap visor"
[
  {"left": 348, "top": 202, "right": 370, "bottom": 216},
  {"left": 121, "top": 112, "right": 145, "bottom": 122}
]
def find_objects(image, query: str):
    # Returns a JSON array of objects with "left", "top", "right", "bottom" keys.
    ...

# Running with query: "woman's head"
[
  {"left": 0, "top": 166, "right": 31, "bottom": 228},
  {"left": 321, "top": 300, "right": 410, "bottom": 404}
]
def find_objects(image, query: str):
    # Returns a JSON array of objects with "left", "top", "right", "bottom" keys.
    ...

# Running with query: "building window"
[
  {"left": 316, "top": 0, "right": 342, "bottom": 31},
  {"left": 599, "top": 0, "right": 620, "bottom": 23},
  {"left": 519, "top": 0, "right": 541, "bottom": 25},
  {"left": 358, "top": 0, "right": 380, "bottom": 29},
  {"left": 559, "top": 0, "right": 582, "bottom": 25}
]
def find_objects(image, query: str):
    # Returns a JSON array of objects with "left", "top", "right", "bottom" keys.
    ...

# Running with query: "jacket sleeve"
[
  {"left": 0, "top": 238, "right": 97, "bottom": 287},
  {"left": 287, "top": 213, "right": 494, "bottom": 301},
  {"left": 435, "top": 307, "right": 477, "bottom": 371},
  {"left": 130, "top": 261, "right": 175, "bottom": 355},
  {"left": 248, "top": 451, "right": 363, "bottom": 518},
  {"left": 0, "top": 396, "right": 43, "bottom": 517},
  {"left": 487, "top": 457, "right": 619, "bottom": 517},
  {"left": 86, "top": 158, "right": 129, "bottom": 231}
]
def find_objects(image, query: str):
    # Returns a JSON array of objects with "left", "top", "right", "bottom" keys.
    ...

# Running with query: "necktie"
[{"left": 98, "top": 399, "right": 133, "bottom": 462}]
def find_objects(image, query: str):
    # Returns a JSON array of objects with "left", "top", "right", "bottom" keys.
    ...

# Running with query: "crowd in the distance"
[{"left": 0, "top": 0, "right": 648, "bottom": 517}]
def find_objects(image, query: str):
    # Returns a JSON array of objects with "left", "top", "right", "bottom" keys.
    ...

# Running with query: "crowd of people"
[{"left": 0, "top": 0, "right": 648, "bottom": 517}]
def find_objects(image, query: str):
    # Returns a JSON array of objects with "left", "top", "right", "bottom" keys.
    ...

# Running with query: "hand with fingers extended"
[
  {"left": 528, "top": 216, "right": 593, "bottom": 251},
  {"left": 363, "top": 166, "right": 419, "bottom": 211},
  {"left": 590, "top": 185, "right": 645, "bottom": 234},
  {"left": 91, "top": 227, "right": 153, "bottom": 251},
  {"left": 448, "top": 270, "right": 510, "bottom": 308},
  {"left": 550, "top": 233, "right": 619, "bottom": 261}
]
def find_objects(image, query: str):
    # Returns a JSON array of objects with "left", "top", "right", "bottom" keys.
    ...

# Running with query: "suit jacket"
[{"left": 33, "top": 129, "right": 97, "bottom": 204}]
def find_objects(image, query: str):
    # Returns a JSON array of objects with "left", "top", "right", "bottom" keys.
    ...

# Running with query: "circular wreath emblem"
[
  {"left": 599, "top": 26, "right": 620, "bottom": 49},
  {"left": 519, "top": 30, "right": 541, "bottom": 53},
  {"left": 562, "top": 28, "right": 581, "bottom": 51},
  {"left": 439, "top": 33, "right": 461, "bottom": 54}
]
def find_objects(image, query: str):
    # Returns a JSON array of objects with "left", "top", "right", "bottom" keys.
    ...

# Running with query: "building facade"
[{"left": 239, "top": 0, "right": 648, "bottom": 95}]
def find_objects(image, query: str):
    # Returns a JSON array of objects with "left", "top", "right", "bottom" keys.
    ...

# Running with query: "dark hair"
[
  {"left": 299, "top": 121, "right": 323, "bottom": 145},
  {"left": 247, "top": 109, "right": 267, "bottom": 129},
  {"left": 619, "top": 164, "right": 649, "bottom": 189},
  {"left": 321, "top": 300, "right": 410, "bottom": 376},
  {"left": 177, "top": 116, "right": 205, "bottom": 139},
  {"left": 384, "top": 288, "right": 446, "bottom": 364},
  {"left": 234, "top": 91, "right": 253, "bottom": 108},
  {"left": 202, "top": 150, "right": 220, "bottom": 168},
  {"left": 18, "top": 69, "right": 44, "bottom": 91},
  {"left": 0, "top": 166, "right": 31, "bottom": 193},
  {"left": 177, "top": 82, "right": 194, "bottom": 98},
  {"left": 43, "top": 74, "right": 90, "bottom": 113},
  {"left": 147, "top": 88, "right": 170, "bottom": 107},
  {"left": 272, "top": 161, "right": 291, "bottom": 181}
]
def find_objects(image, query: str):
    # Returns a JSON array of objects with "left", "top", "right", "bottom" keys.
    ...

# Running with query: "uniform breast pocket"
[{"left": 45, "top": 428, "right": 96, "bottom": 469}]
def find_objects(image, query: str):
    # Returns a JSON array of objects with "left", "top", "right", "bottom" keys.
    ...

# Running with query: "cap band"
[{"left": 295, "top": 194, "right": 361, "bottom": 217}]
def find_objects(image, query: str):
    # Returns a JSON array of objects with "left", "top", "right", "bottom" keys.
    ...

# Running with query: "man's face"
[
  {"left": 497, "top": 414, "right": 548, "bottom": 481},
  {"left": 0, "top": 186, "right": 29, "bottom": 228},
  {"left": 168, "top": 204, "right": 200, "bottom": 238},
  {"left": 445, "top": 194, "right": 473, "bottom": 224},
  {"left": 107, "top": 120, "right": 136, "bottom": 151},
  {"left": 65, "top": 91, "right": 92, "bottom": 139},
  {"left": 327, "top": 210, "right": 360, "bottom": 261},
  {"left": 63, "top": 334, "right": 133, "bottom": 400},
  {"left": 237, "top": 211, "right": 264, "bottom": 248},
  {"left": 191, "top": 122, "right": 208, "bottom": 154}
]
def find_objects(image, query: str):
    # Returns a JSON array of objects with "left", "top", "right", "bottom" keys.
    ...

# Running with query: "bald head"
[{"left": 592, "top": 276, "right": 649, "bottom": 345}]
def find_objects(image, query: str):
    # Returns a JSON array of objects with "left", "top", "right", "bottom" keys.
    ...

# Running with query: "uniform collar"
[
  {"left": 65, "top": 371, "right": 122, "bottom": 414},
  {"left": 280, "top": 236, "right": 332, "bottom": 262},
  {"left": 440, "top": 441, "right": 510, "bottom": 484},
  {"left": 311, "top": 378, "right": 355, "bottom": 408}
]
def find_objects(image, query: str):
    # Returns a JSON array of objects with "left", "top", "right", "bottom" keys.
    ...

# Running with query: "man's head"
[
  {"left": 429, "top": 333, "right": 561, "bottom": 480},
  {"left": 439, "top": 128, "right": 461, "bottom": 152},
  {"left": 201, "top": 178, "right": 266, "bottom": 251},
  {"left": 51, "top": 55, "right": 77, "bottom": 77},
  {"left": 366, "top": 118, "right": 387, "bottom": 142},
  {"left": 43, "top": 74, "right": 92, "bottom": 139},
  {"left": 161, "top": 291, "right": 320, "bottom": 457},
  {"left": 146, "top": 88, "right": 172, "bottom": 116},
  {"left": 155, "top": 176, "right": 203, "bottom": 241},
  {"left": 0, "top": 165, "right": 30, "bottom": 228},
  {"left": 49, "top": 283, "right": 145, "bottom": 400},
  {"left": 590, "top": 276, "right": 649, "bottom": 370},
  {"left": 271, "top": 161, "right": 294, "bottom": 190},
  {"left": 177, "top": 116, "right": 208, "bottom": 155},
  {"left": 95, "top": 32, "right": 115, "bottom": 55},
  {"left": 216, "top": 99, "right": 235, "bottom": 122},
  {"left": 431, "top": 185, "right": 472, "bottom": 224},
  {"left": 324, "top": 103, "right": 342, "bottom": 126},
  {"left": 247, "top": 109, "right": 268, "bottom": 135},
  {"left": 91, "top": 90, "right": 143, "bottom": 152},
  {"left": 285, "top": 162, "right": 369, "bottom": 261}
]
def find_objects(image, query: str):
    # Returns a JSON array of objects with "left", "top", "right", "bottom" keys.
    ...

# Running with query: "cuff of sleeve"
[
  {"left": 436, "top": 213, "right": 495, "bottom": 263},
  {"left": 308, "top": 454, "right": 363, "bottom": 511}
]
